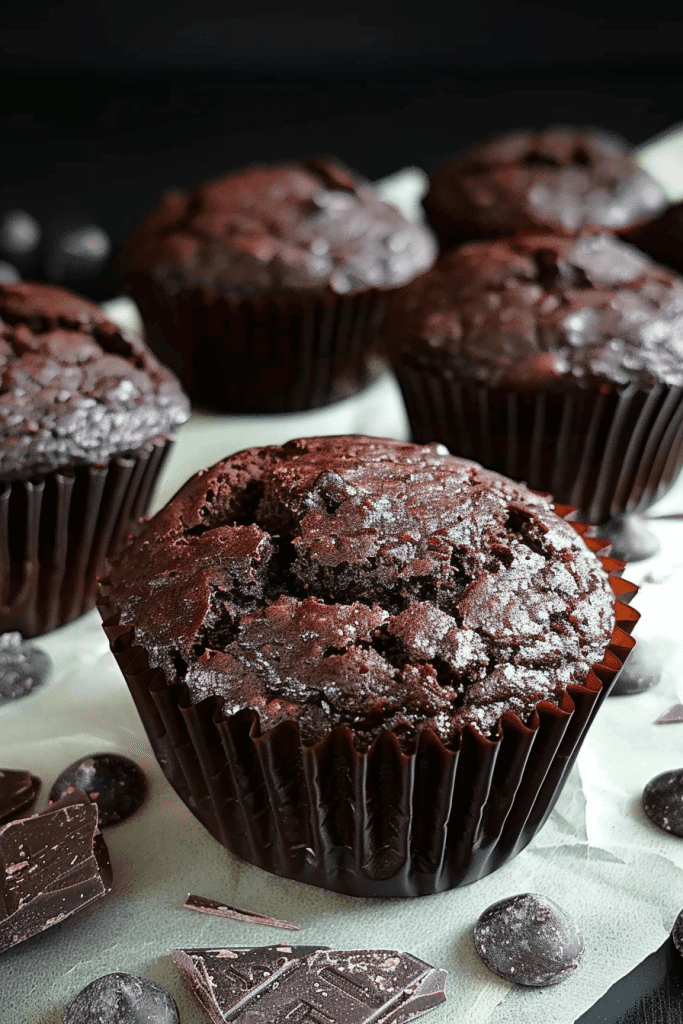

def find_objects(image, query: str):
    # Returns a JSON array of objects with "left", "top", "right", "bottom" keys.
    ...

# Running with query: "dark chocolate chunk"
[
  {"left": 673, "top": 910, "right": 683, "bottom": 959},
  {"left": 184, "top": 893, "right": 299, "bottom": 931},
  {"left": 473, "top": 893, "right": 584, "bottom": 986},
  {"left": 643, "top": 768, "right": 683, "bottom": 837},
  {"left": 600, "top": 513, "right": 660, "bottom": 564},
  {"left": 0, "top": 769, "right": 40, "bottom": 824},
  {"left": 172, "top": 946, "right": 448, "bottom": 1023},
  {"left": 576, "top": 935, "right": 683, "bottom": 1024},
  {"left": 63, "top": 972, "right": 180, "bottom": 1024},
  {"left": 49, "top": 753, "right": 148, "bottom": 827},
  {"left": 655, "top": 704, "right": 683, "bottom": 724},
  {"left": 0, "top": 632, "right": 51, "bottom": 701},
  {"left": 609, "top": 640, "right": 662, "bottom": 696},
  {"left": 0, "top": 788, "right": 112, "bottom": 952}
]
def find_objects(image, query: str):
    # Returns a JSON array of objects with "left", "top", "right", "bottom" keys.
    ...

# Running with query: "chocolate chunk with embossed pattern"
[{"left": 172, "top": 945, "right": 447, "bottom": 1023}]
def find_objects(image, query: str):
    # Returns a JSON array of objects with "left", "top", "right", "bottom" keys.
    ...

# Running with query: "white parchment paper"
[{"left": 2, "top": 140, "right": 683, "bottom": 1024}]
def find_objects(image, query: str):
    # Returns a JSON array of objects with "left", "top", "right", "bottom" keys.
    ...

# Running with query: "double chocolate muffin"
[
  {"left": 124, "top": 156, "right": 437, "bottom": 413},
  {"left": 0, "top": 281, "right": 189, "bottom": 637},
  {"left": 100, "top": 436, "right": 635, "bottom": 897},
  {"left": 423, "top": 127, "right": 667, "bottom": 250},
  {"left": 389, "top": 232, "right": 683, "bottom": 524}
]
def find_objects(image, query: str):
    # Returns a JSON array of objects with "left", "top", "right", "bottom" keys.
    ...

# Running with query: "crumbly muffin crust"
[
  {"left": 123, "top": 156, "right": 437, "bottom": 298},
  {"left": 105, "top": 436, "right": 615, "bottom": 749},
  {"left": 387, "top": 232, "right": 683, "bottom": 390},
  {"left": 0, "top": 282, "right": 190, "bottom": 481},
  {"left": 423, "top": 126, "right": 667, "bottom": 247}
]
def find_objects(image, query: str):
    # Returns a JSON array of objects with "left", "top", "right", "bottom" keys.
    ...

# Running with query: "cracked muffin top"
[
  {"left": 423, "top": 126, "right": 667, "bottom": 249},
  {"left": 123, "top": 156, "right": 437, "bottom": 298},
  {"left": 386, "top": 232, "right": 683, "bottom": 390},
  {"left": 0, "top": 282, "right": 190, "bottom": 481},
  {"left": 104, "top": 436, "right": 615, "bottom": 749}
]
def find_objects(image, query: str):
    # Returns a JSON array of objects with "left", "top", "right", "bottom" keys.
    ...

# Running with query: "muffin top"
[
  {"left": 104, "top": 436, "right": 615, "bottom": 750},
  {"left": 387, "top": 232, "right": 683, "bottom": 390},
  {"left": 622, "top": 200, "right": 683, "bottom": 275},
  {"left": 0, "top": 282, "right": 190, "bottom": 481},
  {"left": 423, "top": 127, "right": 667, "bottom": 248},
  {"left": 123, "top": 156, "right": 437, "bottom": 298}
]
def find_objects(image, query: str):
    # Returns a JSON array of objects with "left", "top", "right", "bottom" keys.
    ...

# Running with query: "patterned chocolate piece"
[
  {"left": 172, "top": 946, "right": 447, "bottom": 1023},
  {"left": 0, "top": 788, "right": 112, "bottom": 952},
  {"left": 0, "top": 769, "right": 40, "bottom": 824}
]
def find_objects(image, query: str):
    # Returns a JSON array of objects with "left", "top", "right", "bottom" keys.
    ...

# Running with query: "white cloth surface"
[{"left": 2, "top": 138, "right": 683, "bottom": 1024}]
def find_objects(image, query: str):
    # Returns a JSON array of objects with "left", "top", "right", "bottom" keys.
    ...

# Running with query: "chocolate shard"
[
  {"left": 172, "top": 946, "right": 447, "bottom": 1024},
  {"left": 0, "top": 787, "right": 112, "bottom": 953},
  {"left": 655, "top": 704, "right": 683, "bottom": 724},
  {"left": 0, "top": 769, "right": 40, "bottom": 825},
  {"left": 184, "top": 893, "right": 299, "bottom": 931}
]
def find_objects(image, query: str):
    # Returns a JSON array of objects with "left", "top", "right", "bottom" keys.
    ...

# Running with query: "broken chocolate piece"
[
  {"left": 576, "top": 933, "right": 683, "bottom": 1023},
  {"left": 673, "top": 910, "right": 683, "bottom": 959},
  {"left": 473, "top": 893, "right": 584, "bottom": 986},
  {"left": 600, "top": 513, "right": 660, "bottom": 563},
  {"left": 172, "top": 946, "right": 448, "bottom": 1024},
  {"left": 642, "top": 768, "right": 683, "bottom": 837},
  {"left": 62, "top": 972, "right": 180, "bottom": 1024},
  {"left": 0, "top": 632, "right": 51, "bottom": 701},
  {"left": 655, "top": 704, "right": 683, "bottom": 724},
  {"left": 49, "top": 752, "right": 148, "bottom": 827},
  {"left": 184, "top": 893, "right": 299, "bottom": 931},
  {"left": 0, "top": 769, "right": 40, "bottom": 824},
  {"left": 0, "top": 788, "right": 112, "bottom": 952}
]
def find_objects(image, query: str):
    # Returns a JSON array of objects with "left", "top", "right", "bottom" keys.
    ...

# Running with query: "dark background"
[{"left": 2, "top": 1, "right": 682, "bottom": 296}]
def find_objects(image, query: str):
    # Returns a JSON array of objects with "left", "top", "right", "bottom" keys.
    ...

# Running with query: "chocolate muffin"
[
  {"left": 388, "top": 232, "right": 683, "bottom": 524},
  {"left": 0, "top": 281, "right": 189, "bottom": 637},
  {"left": 423, "top": 127, "right": 667, "bottom": 250},
  {"left": 622, "top": 201, "right": 683, "bottom": 275},
  {"left": 99, "top": 436, "right": 636, "bottom": 897},
  {"left": 123, "top": 156, "right": 437, "bottom": 413}
]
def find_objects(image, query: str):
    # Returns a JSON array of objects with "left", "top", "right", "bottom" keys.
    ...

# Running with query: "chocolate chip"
[
  {"left": 63, "top": 973, "right": 179, "bottom": 1024},
  {"left": 673, "top": 910, "right": 683, "bottom": 958},
  {"left": 642, "top": 769, "right": 683, "bottom": 837},
  {"left": 0, "top": 769, "right": 40, "bottom": 824},
  {"left": 609, "top": 640, "right": 661, "bottom": 696},
  {"left": 50, "top": 753, "right": 148, "bottom": 827},
  {"left": 45, "top": 224, "right": 111, "bottom": 282},
  {"left": 0, "top": 632, "right": 51, "bottom": 701},
  {"left": 473, "top": 893, "right": 584, "bottom": 986},
  {"left": 599, "top": 513, "right": 660, "bottom": 563}
]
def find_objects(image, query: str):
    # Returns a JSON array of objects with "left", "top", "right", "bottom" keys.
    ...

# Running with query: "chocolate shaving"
[
  {"left": 184, "top": 893, "right": 299, "bottom": 931},
  {"left": 0, "top": 769, "right": 40, "bottom": 825},
  {"left": 172, "top": 945, "right": 448, "bottom": 1023},
  {"left": 0, "top": 788, "right": 112, "bottom": 952},
  {"left": 655, "top": 704, "right": 683, "bottom": 724}
]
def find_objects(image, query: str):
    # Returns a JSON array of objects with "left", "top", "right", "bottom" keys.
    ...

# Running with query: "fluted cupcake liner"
[
  {"left": 98, "top": 518, "right": 638, "bottom": 899},
  {"left": 1, "top": 437, "right": 172, "bottom": 638},
  {"left": 127, "top": 274, "right": 388, "bottom": 413},
  {"left": 393, "top": 363, "right": 683, "bottom": 524}
]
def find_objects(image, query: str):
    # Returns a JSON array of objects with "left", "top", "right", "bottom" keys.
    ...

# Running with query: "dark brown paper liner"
[
  {"left": 0, "top": 437, "right": 172, "bottom": 638},
  {"left": 127, "top": 273, "right": 388, "bottom": 413},
  {"left": 98, "top": 521, "right": 637, "bottom": 898},
  {"left": 393, "top": 361, "right": 683, "bottom": 524}
]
